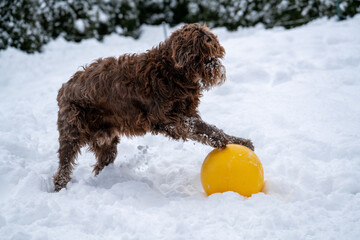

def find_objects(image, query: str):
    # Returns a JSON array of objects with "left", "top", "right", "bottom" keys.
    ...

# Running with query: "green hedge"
[{"left": 1, "top": 0, "right": 359, "bottom": 53}]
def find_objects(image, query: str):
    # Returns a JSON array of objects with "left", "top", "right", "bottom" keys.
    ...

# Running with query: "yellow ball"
[{"left": 201, "top": 144, "right": 264, "bottom": 197}]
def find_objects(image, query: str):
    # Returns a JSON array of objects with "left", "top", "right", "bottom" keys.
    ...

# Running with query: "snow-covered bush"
[
  {"left": 187, "top": 0, "right": 360, "bottom": 30},
  {"left": 97, "top": 0, "right": 141, "bottom": 38},
  {"left": 0, "top": 0, "right": 359, "bottom": 53},
  {"left": 0, "top": 0, "right": 50, "bottom": 53},
  {"left": 0, "top": 0, "right": 141, "bottom": 53}
]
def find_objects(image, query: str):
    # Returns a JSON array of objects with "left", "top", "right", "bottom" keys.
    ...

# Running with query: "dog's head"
[{"left": 169, "top": 23, "right": 226, "bottom": 90}]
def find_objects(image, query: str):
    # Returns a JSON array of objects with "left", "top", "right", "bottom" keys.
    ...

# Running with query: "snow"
[{"left": 1, "top": 16, "right": 360, "bottom": 239}]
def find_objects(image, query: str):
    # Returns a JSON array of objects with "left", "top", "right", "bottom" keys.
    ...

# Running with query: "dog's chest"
[{"left": 170, "top": 95, "right": 199, "bottom": 115}]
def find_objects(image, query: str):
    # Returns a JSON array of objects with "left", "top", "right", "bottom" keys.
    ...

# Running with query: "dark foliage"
[{"left": 1, "top": 0, "right": 359, "bottom": 53}]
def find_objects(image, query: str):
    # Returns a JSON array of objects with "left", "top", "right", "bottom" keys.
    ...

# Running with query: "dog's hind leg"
[
  {"left": 90, "top": 134, "right": 119, "bottom": 176},
  {"left": 53, "top": 138, "right": 82, "bottom": 191},
  {"left": 53, "top": 104, "right": 84, "bottom": 192}
]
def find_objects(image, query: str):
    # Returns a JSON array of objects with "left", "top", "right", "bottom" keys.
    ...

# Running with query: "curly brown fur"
[{"left": 53, "top": 23, "right": 254, "bottom": 192}]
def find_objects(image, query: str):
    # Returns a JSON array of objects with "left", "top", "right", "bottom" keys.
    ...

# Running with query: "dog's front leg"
[
  {"left": 159, "top": 117, "right": 254, "bottom": 150},
  {"left": 184, "top": 117, "right": 254, "bottom": 150}
]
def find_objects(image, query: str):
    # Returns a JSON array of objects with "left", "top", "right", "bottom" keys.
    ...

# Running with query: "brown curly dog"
[{"left": 53, "top": 23, "right": 254, "bottom": 192}]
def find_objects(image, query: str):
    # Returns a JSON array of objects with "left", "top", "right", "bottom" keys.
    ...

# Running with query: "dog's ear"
[
  {"left": 170, "top": 24, "right": 201, "bottom": 68},
  {"left": 171, "top": 38, "right": 195, "bottom": 68},
  {"left": 171, "top": 44, "right": 187, "bottom": 68}
]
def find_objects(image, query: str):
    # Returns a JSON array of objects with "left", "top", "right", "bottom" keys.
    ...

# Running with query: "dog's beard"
[{"left": 200, "top": 58, "right": 226, "bottom": 91}]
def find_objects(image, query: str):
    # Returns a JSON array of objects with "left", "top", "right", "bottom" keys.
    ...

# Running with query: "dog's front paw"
[
  {"left": 228, "top": 136, "right": 255, "bottom": 151},
  {"left": 243, "top": 139, "right": 255, "bottom": 151}
]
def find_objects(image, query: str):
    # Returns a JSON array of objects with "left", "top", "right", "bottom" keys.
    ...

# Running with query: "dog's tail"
[{"left": 57, "top": 71, "right": 83, "bottom": 105}]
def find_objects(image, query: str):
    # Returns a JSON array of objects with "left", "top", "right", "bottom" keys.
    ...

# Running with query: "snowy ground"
[{"left": 1, "top": 16, "right": 360, "bottom": 240}]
